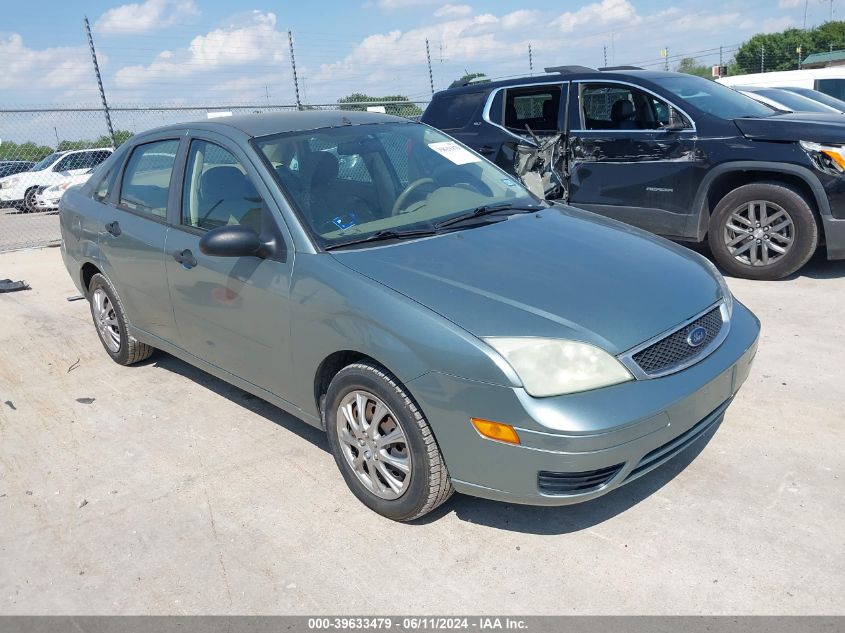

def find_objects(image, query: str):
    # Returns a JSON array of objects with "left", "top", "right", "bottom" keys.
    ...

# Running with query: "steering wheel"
[{"left": 391, "top": 178, "right": 434, "bottom": 215}]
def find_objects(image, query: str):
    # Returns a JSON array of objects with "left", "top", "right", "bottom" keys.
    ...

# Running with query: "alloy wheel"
[
  {"left": 335, "top": 390, "right": 411, "bottom": 500},
  {"left": 724, "top": 200, "right": 794, "bottom": 267},
  {"left": 92, "top": 288, "right": 121, "bottom": 353}
]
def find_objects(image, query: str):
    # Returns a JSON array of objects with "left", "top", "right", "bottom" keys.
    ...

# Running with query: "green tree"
[
  {"left": 337, "top": 93, "right": 422, "bottom": 117},
  {"left": 57, "top": 129, "right": 133, "bottom": 151},
  {"left": 675, "top": 58, "right": 713, "bottom": 79},
  {"left": 0, "top": 141, "right": 54, "bottom": 162},
  {"left": 731, "top": 21, "right": 845, "bottom": 75},
  {"left": 454, "top": 72, "right": 489, "bottom": 84}
]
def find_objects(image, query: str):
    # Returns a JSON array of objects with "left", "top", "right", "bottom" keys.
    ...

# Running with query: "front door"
[
  {"left": 164, "top": 135, "right": 295, "bottom": 397},
  {"left": 98, "top": 137, "right": 181, "bottom": 341},
  {"left": 567, "top": 81, "right": 703, "bottom": 238}
]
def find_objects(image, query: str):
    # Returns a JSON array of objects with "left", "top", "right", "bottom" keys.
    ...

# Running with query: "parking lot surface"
[
  {"left": 0, "top": 246, "right": 843, "bottom": 614},
  {"left": 0, "top": 207, "right": 60, "bottom": 252}
]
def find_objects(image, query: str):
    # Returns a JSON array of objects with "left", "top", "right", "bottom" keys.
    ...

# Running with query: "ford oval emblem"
[{"left": 686, "top": 326, "right": 707, "bottom": 348}]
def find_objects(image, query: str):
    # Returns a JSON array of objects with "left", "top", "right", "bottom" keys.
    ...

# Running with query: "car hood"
[
  {"left": 331, "top": 206, "right": 721, "bottom": 355},
  {"left": 734, "top": 112, "right": 845, "bottom": 143}
]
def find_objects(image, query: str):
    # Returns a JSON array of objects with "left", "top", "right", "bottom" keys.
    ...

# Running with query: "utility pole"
[
  {"left": 603, "top": 45, "right": 608, "bottom": 67},
  {"left": 803, "top": 0, "right": 809, "bottom": 29},
  {"left": 84, "top": 16, "right": 116, "bottom": 148},
  {"left": 661, "top": 47, "right": 669, "bottom": 71},
  {"left": 719, "top": 45, "right": 723, "bottom": 66},
  {"left": 528, "top": 43, "right": 534, "bottom": 74},
  {"left": 425, "top": 38, "right": 434, "bottom": 95},
  {"left": 797, "top": 45, "right": 803, "bottom": 69},
  {"left": 288, "top": 30, "right": 302, "bottom": 110}
]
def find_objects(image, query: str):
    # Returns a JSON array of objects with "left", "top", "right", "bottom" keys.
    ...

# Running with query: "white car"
[
  {"left": 0, "top": 147, "right": 112, "bottom": 211},
  {"left": 33, "top": 169, "right": 94, "bottom": 211}
]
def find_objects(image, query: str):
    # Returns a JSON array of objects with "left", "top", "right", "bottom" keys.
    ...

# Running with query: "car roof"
[
  {"left": 146, "top": 110, "right": 410, "bottom": 139},
  {"left": 433, "top": 69, "right": 692, "bottom": 97}
]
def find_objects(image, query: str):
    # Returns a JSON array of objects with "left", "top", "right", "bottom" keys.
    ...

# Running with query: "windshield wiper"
[
  {"left": 324, "top": 228, "right": 439, "bottom": 250},
  {"left": 434, "top": 202, "right": 543, "bottom": 229}
]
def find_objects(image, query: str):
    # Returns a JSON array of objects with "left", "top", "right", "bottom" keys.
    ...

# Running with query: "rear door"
[
  {"left": 567, "top": 81, "right": 703, "bottom": 238},
  {"left": 98, "top": 137, "right": 181, "bottom": 341},
  {"left": 164, "top": 132, "right": 295, "bottom": 396}
]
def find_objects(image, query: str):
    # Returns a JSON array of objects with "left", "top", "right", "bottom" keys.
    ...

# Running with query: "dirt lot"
[{"left": 0, "top": 246, "right": 843, "bottom": 615}]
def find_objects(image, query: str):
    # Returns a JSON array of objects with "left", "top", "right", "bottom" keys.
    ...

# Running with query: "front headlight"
[
  {"left": 800, "top": 140, "right": 845, "bottom": 174},
  {"left": 483, "top": 337, "right": 633, "bottom": 397},
  {"left": 702, "top": 257, "right": 733, "bottom": 317}
]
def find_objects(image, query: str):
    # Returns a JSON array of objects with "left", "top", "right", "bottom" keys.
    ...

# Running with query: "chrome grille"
[{"left": 632, "top": 307, "right": 723, "bottom": 376}]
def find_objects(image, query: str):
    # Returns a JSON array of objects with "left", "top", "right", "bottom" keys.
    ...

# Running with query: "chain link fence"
[{"left": 0, "top": 99, "right": 427, "bottom": 252}]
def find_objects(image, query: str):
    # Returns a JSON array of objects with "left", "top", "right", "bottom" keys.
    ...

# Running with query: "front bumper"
[
  {"left": 821, "top": 214, "right": 845, "bottom": 260},
  {"left": 408, "top": 300, "right": 760, "bottom": 506},
  {"left": 34, "top": 192, "right": 60, "bottom": 210}
]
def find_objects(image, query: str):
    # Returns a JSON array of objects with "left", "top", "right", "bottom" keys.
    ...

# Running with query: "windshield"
[
  {"left": 651, "top": 75, "right": 775, "bottom": 120},
  {"left": 751, "top": 88, "right": 838, "bottom": 113},
  {"left": 32, "top": 152, "right": 62, "bottom": 171},
  {"left": 256, "top": 122, "right": 538, "bottom": 248},
  {"left": 778, "top": 86, "right": 845, "bottom": 112}
]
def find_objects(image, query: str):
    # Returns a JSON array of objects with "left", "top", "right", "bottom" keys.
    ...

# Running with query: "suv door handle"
[
  {"left": 478, "top": 145, "right": 496, "bottom": 155},
  {"left": 173, "top": 249, "right": 197, "bottom": 269},
  {"left": 104, "top": 221, "right": 121, "bottom": 237}
]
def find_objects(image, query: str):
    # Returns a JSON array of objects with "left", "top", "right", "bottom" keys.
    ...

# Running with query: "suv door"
[
  {"left": 98, "top": 137, "right": 181, "bottom": 341},
  {"left": 164, "top": 134, "right": 295, "bottom": 397},
  {"left": 567, "top": 81, "right": 703, "bottom": 238}
]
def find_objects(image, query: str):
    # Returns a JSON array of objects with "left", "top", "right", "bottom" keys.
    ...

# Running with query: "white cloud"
[
  {"left": 501, "top": 10, "right": 539, "bottom": 29},
  {"left": 554, "top": 0, "right": 639, "bottom": 32},
  {"left": 778, "top": 0, "right": 803, "bottom": 7},
  {"left": 114, "top": 11, "right": 286, "bottom": 87},
  {"left": 95, "top": 0, "right": 199, "bottom": 36},
  {"left": 434, "top": 4, "right": 472, "bottom": 18},
  {"left": 0, "top": 33, "right": 93, "bottom": 98}
]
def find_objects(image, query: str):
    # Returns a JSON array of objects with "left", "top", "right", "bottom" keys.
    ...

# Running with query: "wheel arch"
[
  {"left": 80, "top": 261, "right": 102, "bottom": 295},
  {"left": 693, "top": 162, "right": 830, "bottom": 241}
]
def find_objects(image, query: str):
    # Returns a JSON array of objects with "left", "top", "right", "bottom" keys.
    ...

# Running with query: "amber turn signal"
[{"left": 470, "top": 418, "right": 520, "bottom": 445}]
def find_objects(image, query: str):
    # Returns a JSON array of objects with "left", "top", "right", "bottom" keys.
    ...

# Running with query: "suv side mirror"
[{"left": 200, "top": 225, "right": 269, "bottom": 259}]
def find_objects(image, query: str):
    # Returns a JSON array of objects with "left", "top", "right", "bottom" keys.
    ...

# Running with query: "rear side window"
[
  {"left": 815, "top": 79, "right": 845, "bottom": 101},
  {"left": 119, "top": 139, "right": 179, "bottom": 219},
  {"left": 423, "top": 92, "right": 484, "bottom": 129},
  {"left": 504, "top": 86, "right": 562, "bottom": 132}
]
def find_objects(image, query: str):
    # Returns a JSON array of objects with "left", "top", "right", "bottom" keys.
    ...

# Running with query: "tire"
[
  {"left": 708, "top": 182, "right": 818, "bottom": 280},
  {"left": 87, "top": 273, "right": 154, "bottom": 365},
  {"left": 23, "top": 187, "right": 39, "bottom": 213},
  {"left": 325, "top": 362, "right": 453, "bottom": 521}
]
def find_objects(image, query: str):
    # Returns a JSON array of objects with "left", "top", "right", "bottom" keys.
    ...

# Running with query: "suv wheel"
[
  {"left": 23, "top": 187, "right": 39, "bottom": 213},
  {"left": 708, "top": 182, "right": 818, "bottom": 280},
  {"left": 325, "top": 362, "right": 453, "bottom": 521},
  {"left": 88, "top": 273, "right": 154, "bottom": 365}
]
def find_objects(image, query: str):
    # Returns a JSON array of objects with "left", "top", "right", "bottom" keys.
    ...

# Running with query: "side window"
[
  {"left": 423, "top": 92, "right": 485, "bottom": 130},
  {"left": 54, "top": 153, "right": 84, "bottom": 171},
  {"left": 90, "top": 151, "right": 112, "bottom": 167},
  {"left": 504, "top": 86, "right": 561, "bottom": 132},
  {"left": 93, "top": 167, "right": 113, "bottom": 203},
  {"left": 580, "top": 83, "right": 689, "bottom": 130},
  {"left": 119, "top": 139, "right": 179, "bottom": 218},
  {"left": 181, "top": 140, "right": 263, "bottom": 232}
]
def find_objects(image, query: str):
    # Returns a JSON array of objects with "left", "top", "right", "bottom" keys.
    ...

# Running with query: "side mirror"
[{"left": 199, "top": 225, "right": 269, "bottom": 259}]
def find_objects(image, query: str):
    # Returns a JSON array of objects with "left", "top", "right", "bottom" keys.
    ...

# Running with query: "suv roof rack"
[
  {"left": 447, "top": 76, "right": 493, "bottom": 89},
  {"left": 598, "top": 65, "right": 644, "bottom": 71},
  {"left": 544, "top": 65, "right": 596, "bottom": 74}
]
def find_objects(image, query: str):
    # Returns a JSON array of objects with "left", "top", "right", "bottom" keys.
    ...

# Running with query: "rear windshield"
[
  {"left": 752, "top": 88, "right": 836, "bottom": 113},
  {"left": 652, "top": 75, "right": 774, "bottom": 120},
  {"left": 423, "top": 92, "right": 485, "bottom": 129}
]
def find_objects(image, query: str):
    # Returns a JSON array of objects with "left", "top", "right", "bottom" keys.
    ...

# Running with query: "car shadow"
[
  {"left": 417, "top": 423, "right": 720, "bottom": 534},
  {"left": 148, "top": 352, "right": 330, "bottom": 453},
  {"left": 146, "top": 352, "right": 719, "bottom": 534}
]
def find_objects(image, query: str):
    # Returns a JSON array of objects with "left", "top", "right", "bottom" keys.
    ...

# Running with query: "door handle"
[
  {"left": 478, "top": 145, "right": 496, "bottom": 155},
  {"left": 104, "top": 221, "right": 121, "bottom": 237},
  {"left": 173, "top": 249, "right": 197, "bottom": 269}
]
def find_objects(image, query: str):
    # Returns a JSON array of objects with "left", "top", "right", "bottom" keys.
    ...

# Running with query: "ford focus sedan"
[{"left": 59, "top": 111, "right": 759, "bottom": 521}]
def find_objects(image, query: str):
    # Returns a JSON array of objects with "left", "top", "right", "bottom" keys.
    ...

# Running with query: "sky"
[{"left": 0, "top": 0, "right": 839, "bottom": 110}]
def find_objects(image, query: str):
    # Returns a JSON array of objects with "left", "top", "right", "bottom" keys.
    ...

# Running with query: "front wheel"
[
  {"left": 23, "top": 187, "right": 39, "bottom": 213},
  {"left": 325, "top": 362, "right": 453, "bottom": 521},
  {"left": 708, "top": 182, "right": 818, "bottom": 280}
]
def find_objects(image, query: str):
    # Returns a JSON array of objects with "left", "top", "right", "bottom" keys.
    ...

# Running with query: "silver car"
[{"left": 59, "top": 111, "right": 760, "bottom": 521}]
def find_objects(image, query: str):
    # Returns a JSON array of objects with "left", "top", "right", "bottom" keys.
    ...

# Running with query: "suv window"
[
  {"left": 815, "top": 78, "right": 845, "bottom": 101},
  {"left": 424, "top": 92, "right": 485, "bottom": 130},
  {"left": 580, "top": 83, "right": 690, "bottom": 130},
  {"left": 181, "top": 140, "right": 263, "bottom": 232},
  {"left": 119, "top": 139, "right": 179, "bottom": 218},
  {"left": 504, "top": 86, "right": 561, "bottom": 132}
]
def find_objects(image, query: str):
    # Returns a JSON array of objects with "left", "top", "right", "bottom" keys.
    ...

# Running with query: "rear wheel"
[
  {"left": 325, "top": 362, "right": 453, "bottom": 521},
  {"left": 708, "top": 182, "right": 818, "bottom": 280},
  {"left": 88, "top": 273, "right": 154, "bottom": 365}
]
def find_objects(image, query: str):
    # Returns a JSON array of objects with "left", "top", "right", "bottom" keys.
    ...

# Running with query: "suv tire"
[
  {"left": 708, "top": 182, "right": 818, "bottom": 280},
  {"left": 23, "top": 187, "right": 39, "bottom": 213},
  {"left": 88, "top": 273, "right": 154, "bottom": 365},
  {"left": 325, "top": 362, "right": 453, "bottom": 521}
]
